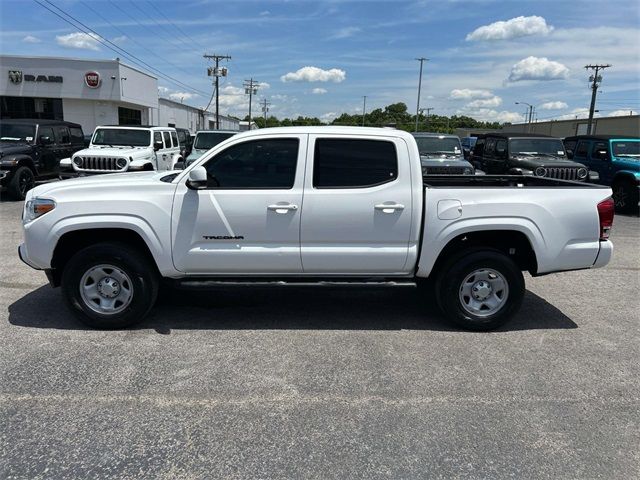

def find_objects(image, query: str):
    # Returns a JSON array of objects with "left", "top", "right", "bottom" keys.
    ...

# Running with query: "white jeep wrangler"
[{"left": 60, "top": 125, "right": 182, "bottom": 178}]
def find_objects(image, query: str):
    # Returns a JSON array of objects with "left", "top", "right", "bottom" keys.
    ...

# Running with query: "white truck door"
[
  {"left": 300, "top": 135, "right": 413, "bottom": 274},
  {"left": 171, "top": 134, "right": 306, "bottom": 274}
]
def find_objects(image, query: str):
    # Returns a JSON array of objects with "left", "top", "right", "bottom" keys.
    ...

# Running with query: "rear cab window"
[{"left": 313, "top": 138, "right": 398, "bottom": 188}]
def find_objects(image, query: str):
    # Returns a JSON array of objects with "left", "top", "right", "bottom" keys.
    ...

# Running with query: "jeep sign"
[{"left": 84, "top": 71, "right": 101, "bottom": 88}]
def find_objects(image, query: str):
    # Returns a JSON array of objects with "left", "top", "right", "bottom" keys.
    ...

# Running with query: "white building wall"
[{"left": 158, "top": 98, "right": 205, "bottom": 132}]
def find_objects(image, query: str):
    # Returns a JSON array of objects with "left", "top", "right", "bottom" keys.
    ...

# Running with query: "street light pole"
[
  {"left": 515, "top": 101, "right": 533, "bottom": 132},
  {"left": 415, "top": 57, "right": 428, "bottom": 132}
]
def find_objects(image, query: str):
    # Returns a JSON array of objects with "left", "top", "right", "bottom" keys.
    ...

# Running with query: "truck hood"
[
  {"left": 612, "top": 156, "right": 640, "bottom": 171},
  {"left": 31, "top": 171, "right": 170, "bottom": 197},
  {"left": 420, "top": 156, "right": 470, "bottom": 167},
  {"left": 0, "top": 141, "right": 33, "bottom": 155},
  {"left": 74, "top": 146, "right": 152, "bottom": 158}
]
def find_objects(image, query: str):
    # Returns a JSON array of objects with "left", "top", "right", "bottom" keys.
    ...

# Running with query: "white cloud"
[
  {"left": 466, "top": 16, "right": 553, "bottom": 42},
  {"left": 258, "top": 82, "right": 270, "bottom": 90},
  {"left": 281, "top": 66, "right": 346, "bottom": 83},
  {"left": 449, "top": 88, "right": 493, "bottom": 100},
  {"left": 330, "top": 26, "right": 361, "bottom": 39},
  {"left": 539, "top": 101, "right": 568, "bottom": 110},
  {"left": 467, "top": 95, "right": 502, "bottom": 108},
  {"left": 259, "top": 10, "right": 270, "bottom": 16},
  {"left": 312, "top": 88, "right": 328, "bottom": 95},
  {"left": 459, "top": 108, "right": 524, "bottom": 124},
  {"left": 56, "top": 32, "right": 101, "bottom": 51},
  {"left": 168, "top": 92, "right": 198, "bottom": 101},
  {"left": 22, "top": 35, "right": 40, "bottom": 44},
  {"left": 507, "top": 56, "right": 570, "bottom": 82},
  {"left": 552, "top": 108, "right": 594, "bottom": 121},
  {"left": 320, "top": 112, "right": 338, "bottom": 122},
  {"left": 113, "top": 35, "right": 127, "bottom": 44},
  {"left": 608, "top": 109, "right": 636, "bottom": 117},
  {"left": 158, "top": 86, "right": 170, "bottom": 94}
]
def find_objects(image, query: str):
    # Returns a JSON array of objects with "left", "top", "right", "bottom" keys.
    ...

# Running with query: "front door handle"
[
  {"left": 374, "top": 203, "right": 405, "bottom": 213},
  {"left": 267, "top": 204, "right": 298, "bottom": 214}
]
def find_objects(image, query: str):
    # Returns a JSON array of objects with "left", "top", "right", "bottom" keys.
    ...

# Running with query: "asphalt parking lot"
[{"left": 0, "top": 195, "right": 638, "bottom": 479}]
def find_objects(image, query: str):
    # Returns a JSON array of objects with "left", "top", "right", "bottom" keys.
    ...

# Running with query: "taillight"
[{"left": 597, "top": 197, "right": 615, "bottom": 240}]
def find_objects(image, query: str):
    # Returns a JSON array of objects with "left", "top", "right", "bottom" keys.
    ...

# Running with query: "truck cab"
[{"left": 564, "top": 135, "right": 640, "bottom": 213}]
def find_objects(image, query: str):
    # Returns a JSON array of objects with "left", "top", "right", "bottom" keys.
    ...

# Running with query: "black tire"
[
  {"left": 435, "top": 249, "right": 525, "bottom": 331},
  {"left": 61, "top": 242, "right": 159, "bottom": 329},
  {"left": 8, "top": 166, "right": 35, "bottom": 201},
  {"left": 612, "top": 178, "right": 639, "bottom": 214}
]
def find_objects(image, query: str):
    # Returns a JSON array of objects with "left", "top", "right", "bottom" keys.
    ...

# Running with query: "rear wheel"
[
  {"left": 435, "top": 249, "right": 525, "bottom": 331},
  {"left": 8, "top": 166, "right": 35, "bottom": 201},
  {"left": 612, "top": 179, "right": 639, "bottom": 214},
  {"left": 61, "top": 242, "right": 159, "bottom": 329}
]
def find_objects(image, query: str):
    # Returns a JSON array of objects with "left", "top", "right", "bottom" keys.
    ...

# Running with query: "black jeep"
[
  {"left": 0, "top": 119, "right": 85, "bottom": 200},
  {"left": 471, "top": 133, "right": 597, "bottom": 182}
]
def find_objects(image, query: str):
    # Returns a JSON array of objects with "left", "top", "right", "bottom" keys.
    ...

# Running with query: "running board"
[{"left": 170, "top": 278, "right": 417, "bottom": 289}]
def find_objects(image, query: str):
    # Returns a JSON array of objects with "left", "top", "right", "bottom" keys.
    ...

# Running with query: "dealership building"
[{"left": 0, "top": 55, "right": 239, "bottom": 133}]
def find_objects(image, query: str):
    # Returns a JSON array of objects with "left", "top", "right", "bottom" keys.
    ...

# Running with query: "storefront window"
[{"left": 118, "top": 107, "right": 142, "bottom": 125}]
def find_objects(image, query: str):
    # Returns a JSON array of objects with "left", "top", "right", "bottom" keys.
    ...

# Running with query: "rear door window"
[
  {"left": 171, "top": 131, "right": 179, "bottom": 148},
  {"left": 55, "top": 126, "right": 70, "bottom": 144},
  {"left": 313, "top": 138, "right": 397, "bottom": 188},
  {"left": 163, "top": 131, "right": 171, "bottom": 149}
]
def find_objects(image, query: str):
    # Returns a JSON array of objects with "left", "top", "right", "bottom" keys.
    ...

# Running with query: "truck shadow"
[{"left": 8, "top": 285, "right": 577, "bottom": 332}]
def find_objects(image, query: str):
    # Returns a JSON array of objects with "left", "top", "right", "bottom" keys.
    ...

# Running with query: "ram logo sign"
[{"left": 84, "top": 71, "right": 101, "bottom": 88}]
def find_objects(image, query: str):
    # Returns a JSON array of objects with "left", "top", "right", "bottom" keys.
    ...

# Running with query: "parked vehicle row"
[
  {"left": 19, "top": 127, "right": 614, "bottom": 332},
  {"left": 564, "top": 135, "right": 640, "bottom": 213},
  {"left": 0, "top": 119, "right": 85, "bottom": 200},
  {"left": 412, "top": 133, "right": 475, "bottom": 175}
]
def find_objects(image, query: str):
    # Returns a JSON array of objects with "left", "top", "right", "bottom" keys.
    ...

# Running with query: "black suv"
[
  {"left": 0, "top": 119, "right": 85, "bottom": 200},
  {"left": 470, "top": 133, "right": 595, "bottom": 182}
]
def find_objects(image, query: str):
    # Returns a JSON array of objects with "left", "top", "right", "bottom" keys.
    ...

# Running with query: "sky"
[{"left": 1, "top": 0, "right": 639, "bottom": 124}]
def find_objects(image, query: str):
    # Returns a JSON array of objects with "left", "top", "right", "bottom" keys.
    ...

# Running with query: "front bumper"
[{"left": 18, "top": 243, "right": 40, "bottom": 270}]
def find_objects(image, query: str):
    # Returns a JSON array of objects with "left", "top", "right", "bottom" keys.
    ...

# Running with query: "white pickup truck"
[{"left": 19, "top": 127, "right": 615, "bottom": 331}]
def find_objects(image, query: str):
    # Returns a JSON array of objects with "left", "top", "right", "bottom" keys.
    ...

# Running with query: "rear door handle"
[
  {"left": 267, "top": 204, "right": 298, "bottom": 214},
  {"left": 374, "top": 203, "right": 405, "bottom": 213}
]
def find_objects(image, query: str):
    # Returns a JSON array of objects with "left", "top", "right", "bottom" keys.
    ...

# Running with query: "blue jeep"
[{"left": 565, "top": 135, "right": 640, "bottom": 213}]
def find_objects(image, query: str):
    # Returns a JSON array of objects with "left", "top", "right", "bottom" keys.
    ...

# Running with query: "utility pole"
[
  {"left": 203, "top": 53, "right": 231, "bottom": 129},
  {"left": 415, "top": 57, "right": 428, "bottom": 132},
  {"left": 243, "top": 78, "right": 260, "bottom": 130},
  {"left": 585, "top": 64, "right": 612, "bottom": 135},
  {"left": 362, "top": 95, "right": 367, "bottom": 126},
  {"left": 261, "top": 98, "right": 271, "bottom": 126}
]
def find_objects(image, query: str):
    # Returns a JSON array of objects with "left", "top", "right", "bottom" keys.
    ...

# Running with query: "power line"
[
  {"left": 145, "top": 0, "right": 206, "bottom": 51},
  {"left": 79, "top": 0, "right": 188, "bottom": 75},
  {"left": 34, "top": 0, "right": 208, "bottom": 96}
]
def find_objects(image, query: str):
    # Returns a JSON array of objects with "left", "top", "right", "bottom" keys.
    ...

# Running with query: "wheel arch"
[
  {"left": 50, "top": 227, "right": 161, "bottom": 287},
  {"left": 422, "top": 229, "right": 538, "bottom": 279}
]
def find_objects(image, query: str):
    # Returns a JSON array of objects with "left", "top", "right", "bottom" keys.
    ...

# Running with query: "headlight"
[
  {"left": 116, "top": 157, "right": 127, "bottom": 169},
  {"left": 577, "top": 168, "right": 588, "bottom": 179},
  {"left": 535, "top": 167, "right": 547, "bottom": 177},
  {"left": 23, "top": 198, "right": 56, "bottom": 224},
  {"left": 464, "top": 167, "right": 473, "bottom": 175},
  {"left": 73, "top": 156, "right": 83, "bottom": 167}
]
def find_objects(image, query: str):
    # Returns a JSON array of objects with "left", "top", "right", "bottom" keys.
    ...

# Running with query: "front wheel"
[
  {"left": 8, "top": 166, "right": 35, "bottom": 201},
  {"left": 61, "top": 242, "right": 159, "bottom": 329},
  {"left": 435, "top": 249, "right": 525, "bottom": 331}
]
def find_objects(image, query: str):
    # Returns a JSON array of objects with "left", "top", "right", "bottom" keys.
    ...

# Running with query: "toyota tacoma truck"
[{"left": 19, "top": 127, "right": 615, "bottom": 331}]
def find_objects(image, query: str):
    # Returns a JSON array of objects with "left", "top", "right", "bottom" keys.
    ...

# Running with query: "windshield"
[
  {"left": 0, "top": 123, "right": 36, "bottom": 143},
  {"left": 510, "top": 138, "right": 565, "bottom": 156},
  {"left": 415, "top": 137, "right": 462, "bottom": 155},
  {"left": 194, "top": 132, "right": 235, "bottom": 150},
  {"left": 92, "top": 128, "right": 151, "bottom": 147},
  {"left": 613, "top": 141, "right": 640, "bottom": 157}
]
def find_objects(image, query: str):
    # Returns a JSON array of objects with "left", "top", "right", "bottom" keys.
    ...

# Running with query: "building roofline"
[{"left": 0, "top": 54, "right": 157, "bottom": 80}]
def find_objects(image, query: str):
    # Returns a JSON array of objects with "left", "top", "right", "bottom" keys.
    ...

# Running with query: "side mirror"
[
  {"left": 39, "top": 136, "right": 52, "bottom": 145},
  {"left": 153, "top": 140, "right": 163, "bottom": 151},
  {"left": 186, "top": 166, "right": 207, "bottom": 190}
]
